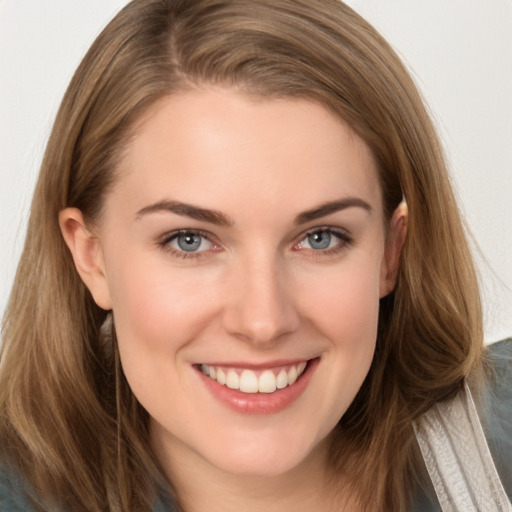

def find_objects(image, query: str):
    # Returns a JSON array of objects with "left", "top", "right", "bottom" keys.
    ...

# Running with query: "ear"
[
  {"left": 59, "top": 208, "right": 112, "bottom": 310},
  {"left": 379, "top": 201, "right": 408, "bottom": 298}
]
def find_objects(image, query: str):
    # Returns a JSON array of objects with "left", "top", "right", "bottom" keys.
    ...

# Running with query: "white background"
[{"left": 1, "top": 1, "right": 511, "bottom": 343}]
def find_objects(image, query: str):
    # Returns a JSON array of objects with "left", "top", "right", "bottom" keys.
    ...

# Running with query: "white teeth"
[
  {"left": 200, "top": 361, "right": 308, "bottom": 394},
  {"left": 216, "top": 368, "right": 226, "bottom": 385},
  {"left": 258, "top": 370, "right": 277, "bottom": 393},
  {"left": 276, "top": 369, "right": 288, "bottom": 389},
  {"left": 288, "top": 366, "right": 298, "bottom": 385},
  {"left": 239, "top": 370, "right": 259, "bottom": 393},
  {"left": 226, "top": 369, "right": 239, "bottom": 390}
]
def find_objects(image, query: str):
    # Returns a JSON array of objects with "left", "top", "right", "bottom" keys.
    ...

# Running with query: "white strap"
[{"left": 414, "top": 382, "right": 512, "bottom": 512}]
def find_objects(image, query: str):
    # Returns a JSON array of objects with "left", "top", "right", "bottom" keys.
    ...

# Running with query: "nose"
[{"left": 222, "top": 252, "right": 300, "bottom": 346}]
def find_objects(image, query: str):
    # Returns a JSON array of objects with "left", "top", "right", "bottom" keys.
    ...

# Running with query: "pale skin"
[{"left": 60, "top": 87, "right": 407, "bottom": 511}]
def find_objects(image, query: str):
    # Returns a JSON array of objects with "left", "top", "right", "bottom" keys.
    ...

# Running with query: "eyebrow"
[
  {"left": 294, "top": 197, "right": 373, "bottom": 224},
  {"left": 135, "top": 200, "right": 234, "bottom": 226},
  {"left": 135, "top": 196, "right": 372, "bottom": 226}
]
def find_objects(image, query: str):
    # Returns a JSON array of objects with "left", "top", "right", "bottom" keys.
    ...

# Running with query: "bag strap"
[{"left": 414, "top": 382, "right": 512, "bottom": 512}]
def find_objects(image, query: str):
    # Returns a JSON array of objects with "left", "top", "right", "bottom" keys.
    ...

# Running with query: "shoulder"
[
  {"left": 154, "top": 487, "right": 181, "bottom": 512},
  {"left": 480, "top": 338, "right": 512, "bottom": 502},
  {"left": 0, "top": 462, "right": 37, "bottom": 512},
  {"left": 412, "top": 338, "right": 512, "bottom": 512},
  {"left": 0, "top": 458, "right": 178, "bottom": 512}
]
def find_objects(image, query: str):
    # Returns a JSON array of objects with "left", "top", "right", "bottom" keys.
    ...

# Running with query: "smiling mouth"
[{"left": 199, "top": 361, "right": 308, "bottom": 394}]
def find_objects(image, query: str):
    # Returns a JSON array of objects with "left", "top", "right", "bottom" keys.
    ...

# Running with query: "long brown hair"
[{"left": 0, "top": 1, "right": 483, "bottom": 510}]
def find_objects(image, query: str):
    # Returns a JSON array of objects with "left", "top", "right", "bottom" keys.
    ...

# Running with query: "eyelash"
[
  {"left": 293, "top": 227, "right": 353, "bottom": 258},
  {"left": 158, "top": 229, "right": 219, "bottom": 260},
  {"left": 157, "top": 227, "right": 353, "bottom": 260}
]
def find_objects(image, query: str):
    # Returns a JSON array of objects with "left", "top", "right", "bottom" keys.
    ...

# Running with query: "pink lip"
[
  {"left": 196, "top": 357, "right": 319, "bottom": 415},
  {"left": 199, "top": 358, "right": 308, "bottom": 370}
]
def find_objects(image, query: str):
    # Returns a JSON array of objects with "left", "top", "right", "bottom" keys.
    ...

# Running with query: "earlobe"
[
  {"left": 59, "top": 208, "right": 112, "bottom": 310},
  {"left": 379, "top": 201, "right": 408, "bottom": 298}
]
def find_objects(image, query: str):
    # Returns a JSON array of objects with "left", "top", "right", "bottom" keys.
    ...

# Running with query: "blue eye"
[
  {"left": 165, "top": 230, "right": 213, "bottom": 253},
  {"left": 176, "top": 232, "right": 202, "bottom": 252},
  {"left": 307, "top": 231, "right": 332, "bottom": 250},
  {"left": 297, "top": 228, "right": 351, "bottom": 252}
]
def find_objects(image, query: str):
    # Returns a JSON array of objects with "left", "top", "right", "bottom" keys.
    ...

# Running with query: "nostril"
[{"left": 220, "top": 260, "right": 300, "bottom": 344}]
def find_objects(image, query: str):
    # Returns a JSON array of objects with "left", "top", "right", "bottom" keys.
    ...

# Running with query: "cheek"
[
  {"left": 102, "top": 250, "right": 220, "bottom": 401},
  {"left": 106, "top": 251, "right": 216, "bottom": 344},
  {"left": 296, "top": 254, "right": 382, "bottom": 415},
  {"left": 299, "top": 254, "right": 382, "bottom": 341},
  {"left": 105, "top": 258, "right": 222, "bottom": 418}
]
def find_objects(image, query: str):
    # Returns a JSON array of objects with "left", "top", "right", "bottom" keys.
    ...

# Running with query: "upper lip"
[{"left": 195, "top": 357, "right": 315, "bottom": 370}]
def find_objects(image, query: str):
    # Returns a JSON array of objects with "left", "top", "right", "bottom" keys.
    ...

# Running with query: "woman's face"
[{"left": 63, "top": 88, "right": 404, "bottom": 478}]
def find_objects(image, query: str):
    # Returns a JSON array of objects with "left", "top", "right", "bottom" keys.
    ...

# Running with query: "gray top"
[
  {"left": 412, "top": 339, "right": 512, "bottom": 511},
  {"left": 2, "top": 339, "right": 511, "bottom": 511}
]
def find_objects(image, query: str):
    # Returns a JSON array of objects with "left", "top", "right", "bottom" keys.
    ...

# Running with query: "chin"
[{"left": 199, "top": 427, "right": 331, "bottom": 478}]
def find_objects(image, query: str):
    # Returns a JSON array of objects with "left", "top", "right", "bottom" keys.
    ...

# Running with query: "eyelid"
[
  {"left": 156, "top": 225, "right": 353, "bottom": 260},
  {"left": 158, "top": 228, "right": 212, "bottom": 244},
  {"left": 157, "top": 228, "right": 221, "bottom": 258},
  {"left": 299, "top": 225, "right": 352, "bottom": 241},
  {"left": 293, "top": 226, "right": 353, "bottom": 253}
]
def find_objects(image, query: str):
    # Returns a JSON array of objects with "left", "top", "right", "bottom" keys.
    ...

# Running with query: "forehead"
[{"left": 110, "top": 88, "right": 382, "bottom": 220}]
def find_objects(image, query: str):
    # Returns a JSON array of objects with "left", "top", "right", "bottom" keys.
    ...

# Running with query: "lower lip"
[{"left": 196, "top": 358, "right": 319, "bottom": 415}]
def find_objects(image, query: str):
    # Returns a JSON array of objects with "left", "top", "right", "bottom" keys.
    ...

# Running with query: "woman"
[{"left": 1, "top": 1, "right": 510, "bottom": 511}]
